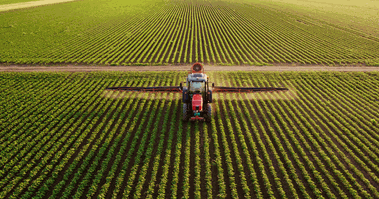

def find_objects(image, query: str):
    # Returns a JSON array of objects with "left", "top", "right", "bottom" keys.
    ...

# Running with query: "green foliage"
[
  {"left": 1, "top": 0, "right": 378, "bottom": 65},
  {"left": 367, "top": 63, "right": 379, "bottom": 67},
  {"left": 1, "top": 64, "right": 379, "bottom": 198}
]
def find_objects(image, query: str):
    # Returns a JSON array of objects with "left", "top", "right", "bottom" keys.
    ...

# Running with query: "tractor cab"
[
  {"left": 188, "top": 81, "right": 205, "bottom": 93},
  {"left": 187, "top": 74, "right": 207, "bottom": 94}
]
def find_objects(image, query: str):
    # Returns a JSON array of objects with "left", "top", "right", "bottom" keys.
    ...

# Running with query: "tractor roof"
[{"left": 187, "top": 73, "right": 208, "bottom": 82}]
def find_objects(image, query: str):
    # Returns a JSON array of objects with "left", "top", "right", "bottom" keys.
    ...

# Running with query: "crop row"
[
  {"left": 1, "top": 0, "right": 379, "bottom": 65},
  {"left": 0, "top": 71, "right": 379, "bottom": 198}
]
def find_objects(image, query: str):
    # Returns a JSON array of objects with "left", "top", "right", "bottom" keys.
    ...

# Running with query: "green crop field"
[
  {"left": 1, "top": 71, "right": 379, "bottom": 198},
  {"left": 0, "top": 0, "right": 379, "bottom": 66}
]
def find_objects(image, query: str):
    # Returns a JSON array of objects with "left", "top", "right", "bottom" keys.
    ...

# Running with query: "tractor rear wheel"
[
  {"left": 204, "top": 104, "right": 212, "bottom": 122},
  {"left": 183, "top": 103, "right": 189, "bottom": 121}
]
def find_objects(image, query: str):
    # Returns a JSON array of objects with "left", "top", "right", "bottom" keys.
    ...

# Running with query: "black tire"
[
  {"left": 205, "top": 103, "right": 212, "bottom": 122},
  {"left": 183, "top": 103, "right": 189, "bottom": 121}
]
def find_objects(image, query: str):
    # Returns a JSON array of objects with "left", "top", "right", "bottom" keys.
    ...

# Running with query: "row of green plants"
[
  {"left": 0, "top": 75, "right": 114, "bottom": 198},
  {"left": 1, "top": 0, "right": 379, "bottom": 65},
  {"left": 1, "top": 71, "right": 379, "bottom": 198}
]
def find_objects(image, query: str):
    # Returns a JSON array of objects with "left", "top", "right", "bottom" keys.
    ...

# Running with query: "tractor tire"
[
  {"left": 204, "top": 104, "right": 212, "bottom": 122},
  {"left": 183, "top": 104, "right": 189, "bottom": 121}
]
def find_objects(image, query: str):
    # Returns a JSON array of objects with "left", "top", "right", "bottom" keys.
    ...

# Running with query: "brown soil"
[{"left": 1, "top": 65, "right": 379, "bottom": 72}]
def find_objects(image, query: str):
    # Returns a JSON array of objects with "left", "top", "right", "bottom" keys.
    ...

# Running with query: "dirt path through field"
[
  {"left": 0, "top": 0, "right": 75, "bottom": 12},
  {"left": 1, "top": 65, "right": 379, "bottom": 72}
]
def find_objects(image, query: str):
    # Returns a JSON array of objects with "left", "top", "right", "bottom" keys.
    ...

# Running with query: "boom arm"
[
  {"left": 212, "top": 86, "right": 288, "bottom": 93},
  {"left": 105, "top": 86, "right": 182, "bottom": 93}
]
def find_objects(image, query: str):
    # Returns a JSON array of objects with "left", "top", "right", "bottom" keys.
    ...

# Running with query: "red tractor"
[
  {"left": 106, "top": 62, "right": 288, "bottom": 122},
  {"left": 179, "top": 63, "right": 212, "bottom": 121}
]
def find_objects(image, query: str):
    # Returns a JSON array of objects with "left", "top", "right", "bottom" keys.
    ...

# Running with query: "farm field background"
[
  {"left": 258, "top": 0, "right": 379, "bottom": 37},
  {"left": 1, "top": 71, "right": 379, "bottom": 198},
  {"left": 0, "top": 0, "right": 379, "bottom": 66}
]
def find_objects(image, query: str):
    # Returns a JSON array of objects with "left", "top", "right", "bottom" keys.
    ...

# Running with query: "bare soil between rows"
[{"left": 1, "top": 64, "right": 379, "bottom": 72}]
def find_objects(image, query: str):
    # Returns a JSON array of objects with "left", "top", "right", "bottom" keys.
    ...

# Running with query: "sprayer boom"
[
  {"left": 212, "top": 86, "right": 288, "bottom": 93},
  {"left": 105, "top": 86, "right": 182, "bottom": 93}
]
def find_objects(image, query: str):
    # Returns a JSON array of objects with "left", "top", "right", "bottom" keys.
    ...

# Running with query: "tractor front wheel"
[{"left": 183, "top": 103, "right": 189, "bottom": 121}]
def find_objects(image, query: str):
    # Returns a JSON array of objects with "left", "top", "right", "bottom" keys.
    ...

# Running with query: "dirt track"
[
  {"left": 1, "top": 65, "right": 379, "bottom": 72},
  {"left": 0, "top": 0, "right": 76, "bottom": 12}
]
